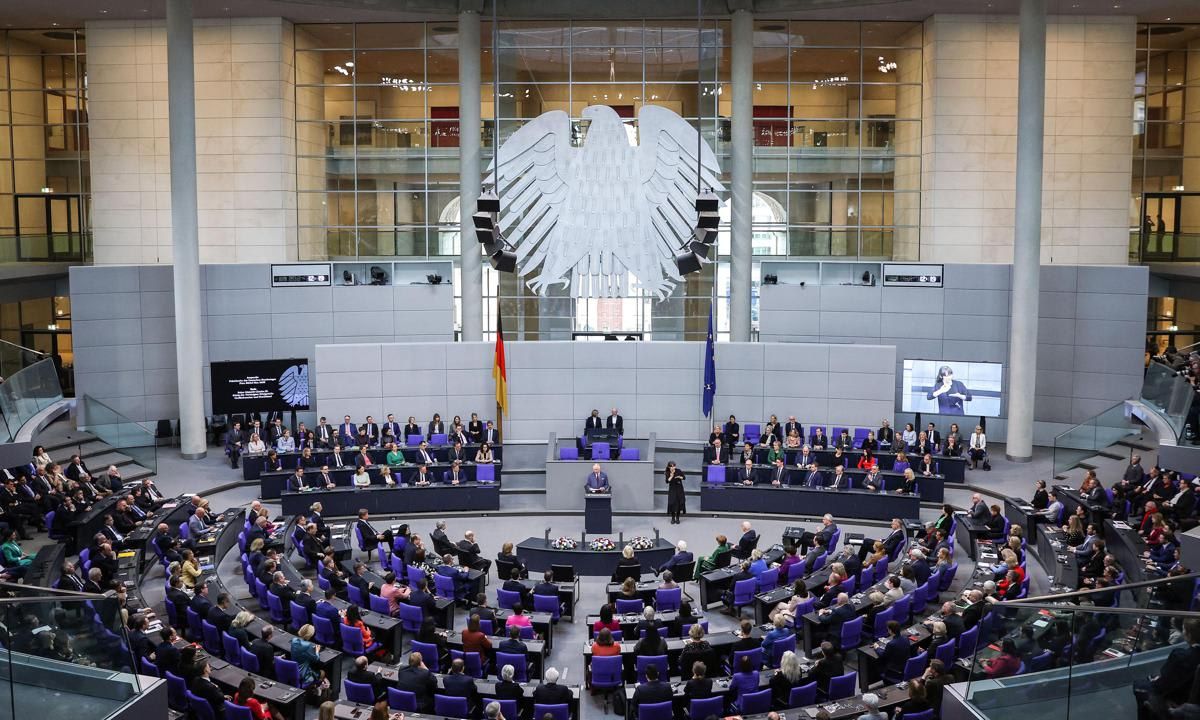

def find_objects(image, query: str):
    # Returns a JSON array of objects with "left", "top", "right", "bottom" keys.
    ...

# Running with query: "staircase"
[{"left": 34, "top": 415, "right": 156, "bottom": 483}]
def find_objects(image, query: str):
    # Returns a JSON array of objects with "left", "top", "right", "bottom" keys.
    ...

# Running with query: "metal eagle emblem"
[{"left": 486, "top": 105, "right": 724, "bottom": 299}]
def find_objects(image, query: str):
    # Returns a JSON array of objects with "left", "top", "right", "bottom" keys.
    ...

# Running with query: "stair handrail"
[{"left": 78, "top": 394, "right": 157, "bottom": 476}]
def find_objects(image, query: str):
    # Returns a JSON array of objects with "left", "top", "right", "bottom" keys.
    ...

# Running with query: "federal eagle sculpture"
[{"left": 485, "top": 104, "right": 724, "bottom": 299}]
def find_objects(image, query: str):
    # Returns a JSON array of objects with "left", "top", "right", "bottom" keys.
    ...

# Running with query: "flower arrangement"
[
  {"left": 589, "top": 537, "right": 617, "bottom": 551},
  {"left": 628, "top": 536, "right": 654, "bottom": 551},
  {"left": 550, "top": 537, "right": 578, "bottom": 550}
]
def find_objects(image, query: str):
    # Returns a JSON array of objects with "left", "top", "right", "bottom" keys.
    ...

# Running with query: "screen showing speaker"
[
  {"left": 901, "top": 359, "right": 1003, "bottom": 417},
  {"left": 210, "top": 358, "right": 310, "bottom": 415}
]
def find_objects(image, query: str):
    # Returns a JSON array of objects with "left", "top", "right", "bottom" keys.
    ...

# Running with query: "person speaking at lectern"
[{"left": 586, "top": 464, "right": 610, "bottom": 493}]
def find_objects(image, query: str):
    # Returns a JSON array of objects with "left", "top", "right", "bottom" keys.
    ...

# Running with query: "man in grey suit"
[{"left": 585, "top": 464, "right": 610, "bottom": 493}]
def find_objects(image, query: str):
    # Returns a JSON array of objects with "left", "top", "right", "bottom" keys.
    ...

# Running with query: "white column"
[
  {"left": 458, "top": 10, "right": 483, "bottom": 341},
  {"left": 729, "top": 9, "right": 753, "bottom": 343},
  {"left": 1005, "top": 0, "right": 1046, "bottom": 462},
  {"left": 166, "top": 0, "right": 206, "bottom": 459}
]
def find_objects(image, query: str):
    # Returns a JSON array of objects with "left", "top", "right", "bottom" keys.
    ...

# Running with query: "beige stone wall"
[
  {"left": 920, "top": 14, "right": 1135, "bottom": 264},
  {"left": 87, "top": 17, "right": 298, "bottom": 264}
]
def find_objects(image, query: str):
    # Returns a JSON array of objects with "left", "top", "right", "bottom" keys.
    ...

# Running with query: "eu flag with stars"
[{"left": 703, "top": 305, "right": 716, "bottom": 418}]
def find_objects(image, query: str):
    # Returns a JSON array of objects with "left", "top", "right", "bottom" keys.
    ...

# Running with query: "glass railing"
[
  {"left": 953, "top": 574, "right": 1200, "bottom": 720},
  {"left": 0, "top": 234, "right": 91, "bottom": 264},
  {"left": 1051, "top": 401, "right": 1140, "bottom": 475},
  {"left": 79, "top": 395, "right": 157, "bottom": 476},
  {"left": 1139, "top": 360, "right": 1197, "bottom": 442},
  {"left": 0, "top": 358, "right": 64, "bottom": 444},
  {"left": 0, "top": 341, "right": 46, "bottom": 385},
  {"left": 0, "top": 583, "right": 144, "bottom": 719},
  {"left": 1129, "top": 229, "right": 1200, "bottom": 263}
]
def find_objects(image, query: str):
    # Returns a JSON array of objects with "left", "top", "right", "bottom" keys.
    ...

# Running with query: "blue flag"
[{"left": 703, "top": 306, "right": 716, "bottom": 418}]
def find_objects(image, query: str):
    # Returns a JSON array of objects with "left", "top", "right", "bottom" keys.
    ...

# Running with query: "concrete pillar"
[
  {"left": 729, "top": 9, "right": 753, "bottom": 343},
  {"left": 166, "top": 0, "right": 206, "bottom": 459},
  {"left": 1005, "top": 0, "right": 1046, "bottom": 462},
  {"left": 458, "top": 9, "right": 483, "bottom": 341}
]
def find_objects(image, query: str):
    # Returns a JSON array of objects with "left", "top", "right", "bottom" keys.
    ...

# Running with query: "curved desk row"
[
  {"left": 243, "top": 444, "right": 504, "bottom": 481},
  {"left": 280, "top": 482, "right": 500, "bottom": 517},
  {"left": 710, "top": 448, "right": 965, "bottom": 484},
  {"left": 699, "top": 483, "right": 921, "bottom": 522},
  {"left": 703, "top": 464, "right": 943, "bottom": 503},
  {"left": 515, "top": 537, "right": 676, "bottom": 577},
  {"left": 260, "top": 462, "right": 502, "bottom": 500}
]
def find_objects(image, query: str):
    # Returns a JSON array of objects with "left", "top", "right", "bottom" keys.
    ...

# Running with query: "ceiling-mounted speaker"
[
  {"left": 695, "top": 192, "right": 720, "bottom": 213},
  {"left": 490, "top": 249, "right": 517, "bottom": 273},
  {"left": 477, "top": 191, "right": 500, "bottom": 213}
]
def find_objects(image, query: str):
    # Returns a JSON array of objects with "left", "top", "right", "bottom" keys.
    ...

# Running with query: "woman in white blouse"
[
  {"left": 901, "top": 423, "right": 917, "bottom": 449},
  {"left": 276, "top": 429, "right": 296, "bottom": 452},
  {"left": 247, "top": 433, "right": 267, "bottom": 454},
  {"left": 968, "top": 425, "right": 987, "bottom": 470},
  {"left": 31, "top": 445, "right": 52, "bottom": 469},
  {"left": 352, "top": 466, "right": 371, "bottom": 488},
  {"left": 474, "top": 443, "right": 494, "bottom": 463}
]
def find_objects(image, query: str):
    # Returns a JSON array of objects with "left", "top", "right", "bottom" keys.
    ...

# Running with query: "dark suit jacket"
[
  {"left": 396, "top": 665, "right": 438, "bottom": 711},
  {"left": 442, "top": 673, "right": 477, "bottom": 701},
  {"left": 880, "top": 635, "right": 912, "bottom": 675},
  {"left": 190, "top": 676, "right": 225, "bottom": 716},
  {"left": 1152, "top": 643, "right": 1200, "bottom": 703},
  {"left": 606, "top": 415, "right": 624, "bottom": 434},
  {"left": 156, "top": 641, "right": 181, "bottom": 676},
  {"left": 737, "top": 531, "right": 759, "bottom": 556},
  {"left": 632, "top": 680, "right": 674, "bottom": 709},
  {"left": 533, "top": 682, "right": 572, "bottom": 706},
  {"left": 207, "top": 605, "right": 233, "bottom": 633},
  {"left": 660, "top": 551, "right": 693, "bottom": 574},
  {"left": 249, "top": 638, "right": 275, "bottom": 677}
]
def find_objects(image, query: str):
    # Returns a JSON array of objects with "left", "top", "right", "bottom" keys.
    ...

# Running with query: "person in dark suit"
[
  {"left": 939, "top": 602, "right": 965, "bottom": 639},
  {"left": 190, "top": 661, "right": 226, "bottom": 717},
  {"left": 658, "top": 541, "right": 693, "bottom": 574},
  {"left": 735, "top": 521, "right": 759, "bottom": 558},
  {"left": 447, "top": 442, "right": 469, "bottom": 464},
  {"left": 313, "top": 589, "right": 341, "bottom": 625},
  {"left": 155, "top": 627, "right": 182, "bottom": 677},
  {"left": 630, "top": 663, "right": 673, "bottom": 714},
  {"left": 396, "top": 651, "right": 438, "bottom": 712},
  {"left": 315, "top": 417, "right": 335, "bottom": 448},
  {"left": 683, "top": 660, "right": 714, "bottom": 699},
  {"left": 348, "top": 655, "right": 386, "bottom": 701},
  {"left": 606, "top": 408, "right": 624, "bottom": 435},
  {"left": 532, "top": 569, "right": 559, "bottom": 599},
  {"left": 879, "top": 620, "right": 912, "bottom": 680},
  {"left": 269, "top": 571, "right": 296, "bottom": 609},
  {"left": 127, "top": 614, "right": 155, "bottom": 659},
  {"left": 54, "top": 560, "right": 86, "bottom": 592},
  {"left": 360, "top": 416, "right": 380, "bottom": 446},
  {"left": 445, "top": 460, "right": 468, "bottom": 485},
  {"left": 584, "top": 409, "right": 603, "bottom": 434},
  {"left": 585, "top": 464, "right": 610, "bottom": 493},
  {"left": 810, "top": 642, "right": 844, "bottom": 692},
  {"left": 382, "top": 414, "right": 403, "bottom": 444},
  {"left": 409, "top": 578, "right": 437, "bottom": 615},
  {"left": 286, "top": 468, "right": 308, "bottom": 493},
  {"left": 705, "top": 438, "right": 729, "bottom": 465},
  {"left": 533, "top": 666, "right": 572, "bottom": 706},
  {"left": 338, "top": 415, "right": 357, "bottom": 447},
  {"left": 442, "top": 658, "right": 478, "bottom": 706},
  {"left": 497, "top": 625, "right": 527, "bottom": 655},
  {"left": 189, "top": 582, "right": 214, "bottom": 618},
  {"left": 480, "top": 421, "right": 499, "bottom": 446},
  {"left": 737, "top": 459, "right": 756, "bottom": 485},
  {"left": 225, "top": 423, "right": 247, "bottom": 468},
  {"left": 968, "top": 493, "right": 989, "bottom": 521},
  {"left": 207, "top": 593, "right": 235, "bottom": 633},
  {"left": 249, "top": 626, "right": 276, "bottom": 678},
  {"left": 882, "top": 518, "right": 906, "bottom": 558},
  {"left": 800, "top": 462, "right": 824, "bottom": 489}
]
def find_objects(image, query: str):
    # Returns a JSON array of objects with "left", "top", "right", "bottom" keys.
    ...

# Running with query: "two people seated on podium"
[{"left": 585, "top": 464, "right": 610, "bottom": 494}]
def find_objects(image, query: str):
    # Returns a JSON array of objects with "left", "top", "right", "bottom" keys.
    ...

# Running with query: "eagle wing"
[
  {"left": 484, "top": 112, "right": 573, "bottom": 286},
  {"left": 637, "top": 105, "right": 726, "bottom": 287},
  {"left": 278, "top": 364, "right": 309, "bottom": 409}
]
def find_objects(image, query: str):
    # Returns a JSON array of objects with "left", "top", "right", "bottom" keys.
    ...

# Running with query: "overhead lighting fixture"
[
  {"left": 1169, "top": 324, "right": 1179, "bottom": 332},
  {"left": 877, "top": 56, "right": 898, "bottom": 73},
  {"left": 813, "top": 75, "right": 848, "bottom": 89}
]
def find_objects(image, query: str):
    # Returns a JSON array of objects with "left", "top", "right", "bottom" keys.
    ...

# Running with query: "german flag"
[{"left": 493, "top": 313, "right": 508, "bottom": 414}]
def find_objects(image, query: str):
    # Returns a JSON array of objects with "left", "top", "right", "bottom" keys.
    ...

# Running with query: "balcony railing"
[
  {"left": 0, "top": 233, "right": 91, "bottom": 264},
  {"left": 0, "top": 357, "right": 63, "bottom": 443}
]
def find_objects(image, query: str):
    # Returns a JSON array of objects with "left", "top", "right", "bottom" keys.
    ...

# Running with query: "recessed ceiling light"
[
  {"left": 51, "top": 22, "right": 59, "bottom": 26},
  {"left": 99, "top": 9, "right": 108, "bottom": 13}
]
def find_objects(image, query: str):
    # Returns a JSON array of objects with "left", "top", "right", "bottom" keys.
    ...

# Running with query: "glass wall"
[
  {"left": 295, "top": 20, "right": 920, "bottom": 339},
  {"left": 1132, "top": 24, "right": 1200, "bottom": 262},
  {"left": 0, "top": 29, "right": 89, "bottom": 262}
]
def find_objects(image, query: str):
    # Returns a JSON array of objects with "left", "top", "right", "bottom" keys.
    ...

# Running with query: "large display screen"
[
  {"left": 210, "top": 359, "right": 310, "bottom": 415},
  {"left": 901, "top": 359, "right": 1003, "bottom": 417}
]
